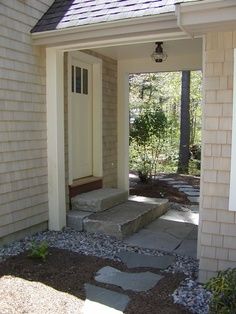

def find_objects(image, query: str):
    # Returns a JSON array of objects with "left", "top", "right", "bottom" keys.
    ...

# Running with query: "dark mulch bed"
[
  {"left": 0, "top": 248, "right": 190, "bottom": 314},
  {"left": 130, "top": 173, "right": 200, "bottom": 205}
]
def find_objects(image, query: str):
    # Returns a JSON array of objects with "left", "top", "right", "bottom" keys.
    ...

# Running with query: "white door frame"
[{"left": 67, "top": 51, "right": 103, "bottom": 185}]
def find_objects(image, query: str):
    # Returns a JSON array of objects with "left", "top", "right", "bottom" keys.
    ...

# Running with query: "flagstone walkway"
[
  {"left": 159, "top": 177, "right": 200, "bottom": 204},
  {"left": 84, "top": 250, "right": 176, "bottom": 313}
]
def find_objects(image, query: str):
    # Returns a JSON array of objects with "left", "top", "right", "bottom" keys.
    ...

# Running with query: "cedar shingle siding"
[{"left": 0, "top": 0, "right": 55, "bottom": 244}]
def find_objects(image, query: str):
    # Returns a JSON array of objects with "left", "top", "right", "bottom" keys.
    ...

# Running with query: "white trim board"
[
  {"left": 46, "top": 48, "right": 66, "bottom": 230},
  {"left": 229, "top": 49, "right": 236, "bottom": 211}
]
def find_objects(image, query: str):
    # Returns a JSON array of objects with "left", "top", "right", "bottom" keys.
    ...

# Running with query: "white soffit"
[{"left": 92, "top": 38, "right": 202, "bottom": 60}]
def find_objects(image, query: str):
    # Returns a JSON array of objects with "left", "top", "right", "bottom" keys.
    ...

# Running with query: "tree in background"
[
  {"left": 130, "top": 107, "right": 168, "bottom": 182},
  {"left": 129, "top": 71, "right": 202, "bottom": 177},
  {"left": 177, "top": 70, "right": 191, "bottom": 174}
]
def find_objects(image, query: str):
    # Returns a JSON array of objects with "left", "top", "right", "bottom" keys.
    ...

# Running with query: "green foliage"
[
  {"left": 130, "top": 108, "right": 168, "bottom": 181},
  {"left": 129, "top": 71, "right": 202, "bottom": 176},
  {"left": 28, "top": 241, "right": 49, "bottom": 262},
  {"left": 205, "top": 268, "right": 236, "bottom": 314}
]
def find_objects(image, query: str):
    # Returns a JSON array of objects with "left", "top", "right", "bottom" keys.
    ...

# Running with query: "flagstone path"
[
  {"left": 83, "top": 250, "right": 176, "bottom": 313},
  {"left": 159, "top": 177, "right": 200, "bottom": 204}
]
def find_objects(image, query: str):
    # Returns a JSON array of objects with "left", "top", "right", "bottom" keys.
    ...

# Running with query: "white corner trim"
[
  {"left": 229, "top": 49, "right": 236, "bottom": 211},
  {"left": 46, "top": 48, "right": 66, "bottom": 230},
  {"left": 67, "top": 51, "right": 103, "bottom": 184},
  {"left": 117, "top": 63, "right": 129, "bottom": 191}
]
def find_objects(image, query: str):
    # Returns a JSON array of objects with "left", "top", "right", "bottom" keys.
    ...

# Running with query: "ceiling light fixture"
[{"left": 151, "top": 42, "right": 167, "bottom": 63}]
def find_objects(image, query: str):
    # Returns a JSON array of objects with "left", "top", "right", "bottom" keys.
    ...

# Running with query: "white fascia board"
[
  {"left": 53, "top": 30, "right": 187, "bottom": 52},
  {"left": 180, "top": 0, "right": 236, "bottom": 33},
  {"left": 31, "top": 13, "right": 179, "bottom": 47}
]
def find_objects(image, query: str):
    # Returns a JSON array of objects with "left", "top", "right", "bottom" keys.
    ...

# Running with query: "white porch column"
[
  {"left": 117, "top": 65, "right": 129, "bottom": 190},
  {"left": 229, "top": 48, "right": 236, "bottom": 211},
  {"left": 46, "top": 48, "right": 66, "bottom": 230}
]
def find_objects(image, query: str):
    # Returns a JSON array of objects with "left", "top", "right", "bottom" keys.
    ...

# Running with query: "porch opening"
[{"left": 129, "top": 70, "right": 202, "bottom": 257}]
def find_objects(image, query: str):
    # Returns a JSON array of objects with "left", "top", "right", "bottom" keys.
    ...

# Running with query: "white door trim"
[{"left": 68, "top": 51, "right": 103, "bottom": 185}]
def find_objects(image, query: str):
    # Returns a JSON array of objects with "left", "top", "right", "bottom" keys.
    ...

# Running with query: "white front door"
[{"left": 71, "top": 57, "right": 93, "bottom": 179}]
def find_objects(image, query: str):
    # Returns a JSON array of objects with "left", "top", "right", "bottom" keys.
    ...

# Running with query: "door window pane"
[
  {"left": 76, "top": 66, "right": 81, "bottom": 93},
  {"left": 83, "top": 68, "right": 88, "bottom": 95}
]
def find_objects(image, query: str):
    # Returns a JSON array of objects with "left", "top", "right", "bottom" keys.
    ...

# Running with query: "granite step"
[
  {"left": 83, "top": 198, "right": 169, "bottom": 239},
  {"left": 71, "top": 188, "right": 128, "bottom": 212}
]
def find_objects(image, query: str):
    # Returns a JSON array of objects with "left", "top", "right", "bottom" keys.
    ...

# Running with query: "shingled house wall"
[
  {"left": 198, "top": 30, "right": 236, "bottom": 282},
  {"left": 0, "top": 0, "right": 55, "bottom": 244}
]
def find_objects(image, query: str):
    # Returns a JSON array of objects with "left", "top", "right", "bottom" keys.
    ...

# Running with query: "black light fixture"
[{"left": 151, "top": 42, "right": 167, "bottom": 63}]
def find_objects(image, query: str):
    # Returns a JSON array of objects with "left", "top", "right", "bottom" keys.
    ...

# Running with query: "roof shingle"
[{"left": 31, "top": 0, "right": 202, "bottom": 33}]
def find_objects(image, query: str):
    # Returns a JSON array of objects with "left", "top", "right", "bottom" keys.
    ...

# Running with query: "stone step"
[
  {"left": 83, "top": 198, "right": 169, "bottom": 239},
  {"left": 71, "top": 188, "right": 128, "bottom": 212}
]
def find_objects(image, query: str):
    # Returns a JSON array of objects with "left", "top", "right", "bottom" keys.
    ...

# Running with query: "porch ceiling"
[{"left": 91, "top": 38, "right": 202, "bottom": 60}]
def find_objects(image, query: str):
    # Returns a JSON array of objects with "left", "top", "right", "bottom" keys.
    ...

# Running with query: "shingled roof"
[{"left": 31, "top": 0, "right": 202, "bottom": 33}]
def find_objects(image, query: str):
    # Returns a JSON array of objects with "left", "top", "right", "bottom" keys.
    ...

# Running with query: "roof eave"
[{"left": 31, "top": 12, "right": 181, "bottom": 48}]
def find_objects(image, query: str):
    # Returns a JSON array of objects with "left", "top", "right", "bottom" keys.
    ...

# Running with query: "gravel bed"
[
  {"left": 173, "top": 279, "right": 212, "bottom": 314},
  {"left": 0, "top": 228, "right": 211, "bottom": 313}
]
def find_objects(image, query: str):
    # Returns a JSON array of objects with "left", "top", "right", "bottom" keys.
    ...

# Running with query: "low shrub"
[{"left": 205, "top": 268, "right": 236, "bottom": 314}]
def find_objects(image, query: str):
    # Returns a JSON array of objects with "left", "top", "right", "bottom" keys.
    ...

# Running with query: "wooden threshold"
[{"left": 69, "top": 176, "right": 103, "bottom": 198}]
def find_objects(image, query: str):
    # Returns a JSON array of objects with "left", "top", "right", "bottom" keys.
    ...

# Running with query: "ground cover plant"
[{"left": 28, "top": 241, "right": 49, "bottom": 262}]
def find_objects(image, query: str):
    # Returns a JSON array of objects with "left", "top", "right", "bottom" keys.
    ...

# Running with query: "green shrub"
[
  {"left": 205, "top": 268, "right": 236, "bottom": 314},
  {"left": 28, "top": 241, "right": 49, "bottom": 262}
]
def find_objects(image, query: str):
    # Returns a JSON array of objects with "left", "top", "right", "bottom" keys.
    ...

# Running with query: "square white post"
[
  {"left": 46, "top": 48, "right": 66, "bottom": 230},
  {"left": 117, "top": 65, "right": 129, "bottom": 191},
  {"left": 229, "top": 49, "right": 236, "bottom": 211}
]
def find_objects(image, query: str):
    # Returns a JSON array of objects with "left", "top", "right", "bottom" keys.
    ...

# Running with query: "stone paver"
[
  {"left": 187, "top": 196, "right": 199, "bottom": 203},
  {"left": 124, "top": 208, "right": 198, "bottom": 257},
  {"left": 158, "top": 178, "right": 175, "bottom": 182},
  {"left": 186, "top": 227, "right": 198, "bottom": 240},
  {"left": 178, "top": 188, "right": 199, "bottom": 193},
  {"left": 95, "top": 266, "right": 162, "bottom": 292},
  {"left": 167, "top": 180, "right": 187, "bottom": 185},
  {"left": 172, "top": 184, "right": 192, "bottom": 189},
  {"left": 117, "top": 250, "right": 175, "bottom": 269},
  {"left": 174, "top": 239, "right": 197, "bottom": 258},
  {"left": 160, "top": 209, "right": 199, "bottom": 225},
  {"left": 124, "top": 228, "right": 181, "bottom": 251},
  {"left": 84, "top": 283, "right": 130, "bottom": 314},
  {"left": 146, "top": 218, "right": 196, "bottom": 239},
  {"left": 184, "top": 191, "right": 200, "bottom": 197}
]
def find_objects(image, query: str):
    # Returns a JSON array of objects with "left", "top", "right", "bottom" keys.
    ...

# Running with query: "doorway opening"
[{"left": 128, "top": 70, "right": 202, "bottom": 257}]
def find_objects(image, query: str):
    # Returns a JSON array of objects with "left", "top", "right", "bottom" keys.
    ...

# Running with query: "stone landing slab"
[{"left": 83, "top": 198, "right": 169, "bottom": 239}]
